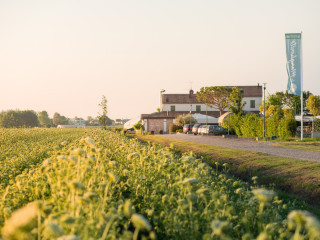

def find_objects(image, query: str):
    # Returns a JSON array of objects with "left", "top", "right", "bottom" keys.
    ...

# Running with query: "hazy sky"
[{"left": 1, "top": 0, "right": 319, "bottom": 120}]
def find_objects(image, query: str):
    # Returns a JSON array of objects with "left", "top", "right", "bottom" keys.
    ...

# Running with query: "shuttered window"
[{"left": 250, "top": 100, "right": 255, "bottom": 108}]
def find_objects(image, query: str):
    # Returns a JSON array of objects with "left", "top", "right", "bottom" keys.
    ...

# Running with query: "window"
[
  {"left": 170, "top": 105, "right": 175, "bottom": 112},
  {"left": 196, "top": 105, "right": 201, "bottom": 112},
  {"left": 250, "top": 100, "right": 255, "bottom": 108}
]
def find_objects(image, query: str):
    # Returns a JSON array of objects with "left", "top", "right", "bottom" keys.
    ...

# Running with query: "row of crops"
[
  {"left": 0, "top": 128, "right": 87, "bottom": 189},
  {"left": 0, "top": 128, "right": 320, "bottom": 239}
]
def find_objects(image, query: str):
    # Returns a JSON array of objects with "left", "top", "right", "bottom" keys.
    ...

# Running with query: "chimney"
[{"left": 189, "top": 89, "right": 194, "bottom": 97}]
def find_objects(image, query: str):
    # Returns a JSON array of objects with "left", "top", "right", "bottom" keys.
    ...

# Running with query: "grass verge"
[
  {"left": 271, "top": 142, "right": 320, "bottom": 152},
  {"left": 137, "top": 134, "right": 320, "bottom": 215}
]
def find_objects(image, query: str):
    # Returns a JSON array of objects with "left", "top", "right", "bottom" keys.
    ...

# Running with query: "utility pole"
[
  {"left": 263, "top": 83, "right": 267, "bottom": 138},
  {"left": 190, "top": 104, "right": 192, "bottom": 126}
]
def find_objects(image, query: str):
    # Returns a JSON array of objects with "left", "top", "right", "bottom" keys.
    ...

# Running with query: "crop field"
[{"left": 0, "top": 129, "right": 320, "bottom": 239}]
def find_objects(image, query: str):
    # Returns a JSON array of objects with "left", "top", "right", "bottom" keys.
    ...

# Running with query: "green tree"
[
  {"left": 228, "top": 87, "right": 246, "bottom": 115},
  {"left": 38, "top": 111, "right": 50, "bottom": 127},
  {"left": 53, "top": 112, "right": 68, "bottom": 126},
  {"left": 98, "top": 95, "right": 108, "bottom": 128},
  {"left": 307, "top": 95, "right": 320, "bottom": 117},
  {"left": 0, "top": 110, "right": 39, "bottom": 128},
  {"left": 266, "top": 91, "right": 312, "bottom": 115},
  {"left": 175, "top": 113, "right": 197, "bottom": 127},
  {"left": 196, "top": 86, "right": 232, "bottom": 116}
]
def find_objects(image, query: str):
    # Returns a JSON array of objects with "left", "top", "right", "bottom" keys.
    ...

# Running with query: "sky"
[{"left": 1, "top": 0, "right": 320, "bottom": 120}]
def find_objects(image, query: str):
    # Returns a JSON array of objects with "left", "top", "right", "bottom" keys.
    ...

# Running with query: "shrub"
[
  {"left": 159, "top": 130, "right": 163, "bottom": 134},
  {"left": 278, "top": 116, "right": 296, "bottom": 138},
  {"left": 314, "top": 118, "right": 320, "bottom": 132},
  {"left": 240, "top": 114, "right": 261, "bottom": 138},
  {"left": 175, "top": 114, "right": 197, "bottom": 127},
  {"left": 169, "top": 124, "right": 182, "bottom": 133},
  {"left": 176, "top": 129, "right": 183, "bottom": 133},
  {"left": 133, "top": 122, "right": 144, "bottom": 130},
  {"left": 223, "top": 114, "right": 296, "bottom": 138}
]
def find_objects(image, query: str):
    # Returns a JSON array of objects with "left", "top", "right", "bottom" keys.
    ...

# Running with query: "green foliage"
[
  {"left": 223, "top": 114, "right": 297, "bottom": 138},
  {"left": 98, "top": 95, "right": 109, "bottom": 127},
  {"left": 262, "top": 91, "right": 313, "bottom": 116},
  {"left": 175, "top": 114, "right": 197, "bottom": 127},
  {"left": 169, "top": 124, "right": 182, "bottom": 133},
  {"left": 1, "top": 129, "right": 320, "bottom": 239},
  {"left": 38, "top": 111, "right": 51, "bottom": 127},
  {"left": 133, "top": 122, "right": 143, "bottom": 130},
  {"left": 196, "top": 86, "right": 232, "bottom": 116},
  {"left": 306, "top": 95, "right": 320, "bottom": 117},
  {"left": 223, "top": 114, "right": 243, "bottom": 136},
  {"left": 240, "top": 114, "right": 262, "bottom": 138},
  {"left": 314, "top": 119, "right": 320, "bottom": 132},
  {"left": 52, "top": 112, "right": 68, "bottom": 126},
  {"left": 0, "top": 110, "right": 39, "bottom": 128},
  {"left": 228, "top": 87, "right": 246, "bottom": 115},
  {"left": 278, "top": 117, "right": 297, "bottom": 138}
]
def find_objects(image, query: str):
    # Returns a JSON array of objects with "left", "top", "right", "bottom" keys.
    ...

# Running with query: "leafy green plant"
[
  {"left": 169, "top": 124, "right": 182, "bottom": 133},
  {"left": 1, "top": 129, "right": 320, "bottom": 239}
]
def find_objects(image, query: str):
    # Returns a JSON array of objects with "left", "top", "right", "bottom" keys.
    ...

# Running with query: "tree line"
[
  {"left": 0, "top": 110, "right": 114, "bottom": 128},
  {"left": 195, "top": 86, "right": 320, "bottom": 138},
  {"left": 196, "top": 86, "right": 320, "bottom": 118},
  {"left": 0, "top": 110, "right": 69, "bottom": 128}
]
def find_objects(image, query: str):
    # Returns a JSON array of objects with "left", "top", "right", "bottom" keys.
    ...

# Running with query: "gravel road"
[{"left": 162, "top": 134, "right": 320, "bottom": 163}]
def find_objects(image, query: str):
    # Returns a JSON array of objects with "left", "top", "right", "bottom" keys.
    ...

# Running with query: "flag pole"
[{"left": 300, "top": 31, "right": 303, "bottom": 140}]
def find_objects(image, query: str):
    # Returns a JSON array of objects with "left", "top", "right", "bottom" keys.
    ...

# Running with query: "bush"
[
  {"left": 314, "top": 118, "right": 320, "bottom": 132},
  {"left": 240, "top": 114, "right": 261, "bottom": 138},
  {"left": 133, "top": 122, "right": 144, "bottom": 130},
  {"left": 175, "top": 114, "right": 197, "bottom": 127},
  {"left": 176, "top": 129, "right": 183, "bottom": 133},
  {"left": 169, "top": 124, "right": 183, "bottom": 133},
  {"left": 278, "top": 116, "right": 296, "bottom": 138},
  {"left": 159, "top": 130, "right": 163, "bottom": 134},
  {"left": 223, "top": 114, "right": 297, "bottom": 138}
]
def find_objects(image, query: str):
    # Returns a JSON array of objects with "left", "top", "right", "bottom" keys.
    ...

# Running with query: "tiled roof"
[
  {"left": 141, "top": 111, "right": 221, "bottom": 119},
  {"left": 141, "top": 110, "right": 260, "bottom": 119},
  {"left": 162, "top": 86, "right": 262, "bottom": 104}
]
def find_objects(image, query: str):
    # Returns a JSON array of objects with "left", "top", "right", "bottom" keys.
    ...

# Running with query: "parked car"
[
  {"left": 183, "top": 124, "right": 194, "bottom": 134},
  {"left": 192, "top": 123, "right": 205, "bottom": 135},
  {"left": 206, "top": 125, "right": 228, "bottom": 135},
  {"left": 198, "top": 125, "right": 208, "bottom": 135}
]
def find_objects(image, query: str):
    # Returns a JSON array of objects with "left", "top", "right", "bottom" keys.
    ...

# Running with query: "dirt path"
[{"left": 162, "top": 134, "right": 320, "bottom": 163}]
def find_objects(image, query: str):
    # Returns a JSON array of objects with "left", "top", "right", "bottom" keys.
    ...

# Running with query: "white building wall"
[
  {"left": 242, "top": 97, "right": 262, "bottom": 111},
  {"left": 162, "top": 97, "right": 261, "bottom": 112},
  {"left": 162, "top": 104, "right": 219, "bottom": 112}
]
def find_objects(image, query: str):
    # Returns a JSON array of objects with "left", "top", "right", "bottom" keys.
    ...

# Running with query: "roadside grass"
[
  {"left": 137, "top": 134, "right": 320, "bottom": 215},
  {"left": 271, "top": 142, "right": 320, "bottom": 152}
]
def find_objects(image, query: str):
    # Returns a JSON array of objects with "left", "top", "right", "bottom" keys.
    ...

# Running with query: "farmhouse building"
[{"left": 141, "top": 85, "right": 263, "bottom": 133}]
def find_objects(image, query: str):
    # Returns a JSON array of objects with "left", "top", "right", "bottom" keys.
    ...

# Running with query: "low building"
[{"left": 141, "top": 112, "right": 177, "bottom": 133}]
